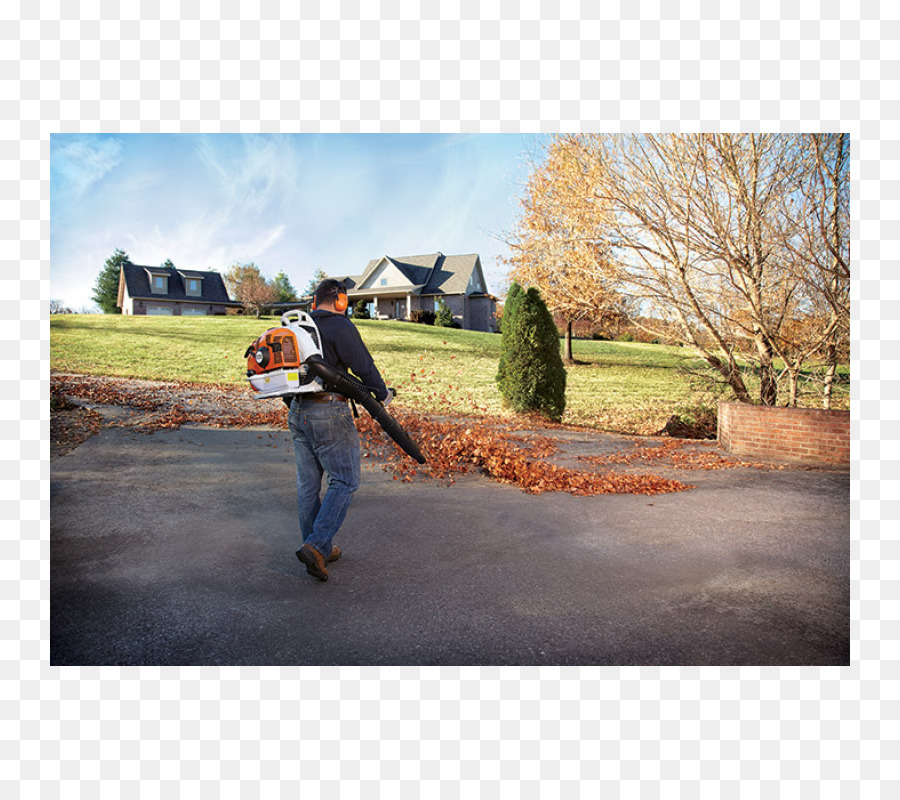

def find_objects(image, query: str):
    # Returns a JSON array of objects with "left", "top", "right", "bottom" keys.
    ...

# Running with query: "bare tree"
[
  {"left": 224, "top": 262, "right": 277, "bottom": 318},
  {"left": 569, "top": 133, "right": 847, "bottom": 406},
  {"left": 776, "top": 133, "right": 850, "bottom": 407}
]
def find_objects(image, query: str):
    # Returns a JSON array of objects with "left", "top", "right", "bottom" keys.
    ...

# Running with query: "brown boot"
[
  {"left": 296, "top": 544, "right": 329, "bottom": 581},
  {"left": 326, "top": 545, "right": 341, "bottom": 563}
]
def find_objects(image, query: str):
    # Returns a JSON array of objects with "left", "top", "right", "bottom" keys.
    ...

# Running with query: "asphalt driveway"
[{"left": 50, "top": 424, "right": 850, "bottom": 666}]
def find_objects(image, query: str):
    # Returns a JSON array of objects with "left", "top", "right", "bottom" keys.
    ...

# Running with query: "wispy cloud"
[
  {"left": 50, "top": 136, "right": 123, "bottom": 198},
  {"left": 143, "top": 133, "right": 301, "bottom": 269},
  {"left": 94, "top": 134, "right": 302, "bottom": 274},
  {"left": 125, "top": 216, "right": 289, "bottom": 273},
  {"left": 196, "top": 134, "right": 300, "bottom": 218}
]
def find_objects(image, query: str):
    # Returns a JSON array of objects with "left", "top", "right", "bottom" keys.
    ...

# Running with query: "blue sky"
[{"left": 50, "top": 133, "right": 545, "bottom": 311}]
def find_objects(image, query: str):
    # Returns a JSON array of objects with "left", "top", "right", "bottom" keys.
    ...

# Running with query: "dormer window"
[
  {"left": 151, "top": 275, "right": 168, "bottom": 294},
  {"left": 186, "top": 278, "right": 202, "bottom": 297}
]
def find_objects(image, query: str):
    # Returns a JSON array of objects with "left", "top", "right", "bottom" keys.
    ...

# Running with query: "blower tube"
[{"left": 305, "top": 354, "right": 427, "bottom": 465}]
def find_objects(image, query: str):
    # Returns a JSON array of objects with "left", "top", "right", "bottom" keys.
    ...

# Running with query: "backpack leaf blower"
[{"left": 245, "top": 309, "right": 426, "bottom": 464}]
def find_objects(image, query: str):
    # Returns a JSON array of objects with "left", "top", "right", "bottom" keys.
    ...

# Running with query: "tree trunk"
[
  {"left": 823, "top": 342, "right": 837, "bottom": 409},
  {"left": 754, "top": 326, "right": 778, "bottom": 406},
  {"left": 704, "top": 352, "right": 753, "bottom": 404},
  {"left": 822, "top": 135, "right": 847, "bottom": 410},
  {"left": 787, "top": 367, "right": 799, "bottom": 407},
  {"left": 564, "top": 319, "right": 573, "bottom": 362},
  {"left": 759, "top": 362, "right": 778, "bottom": 405}
]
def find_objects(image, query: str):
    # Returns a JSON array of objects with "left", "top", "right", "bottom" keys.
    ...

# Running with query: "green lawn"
[{"left": 50, "top": 314, "right": 849, "bottom": 434}]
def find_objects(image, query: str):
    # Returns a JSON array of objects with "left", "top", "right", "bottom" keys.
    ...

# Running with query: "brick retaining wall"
[{"left": 717, "top": 401, "right": 850, "bottom": 467}]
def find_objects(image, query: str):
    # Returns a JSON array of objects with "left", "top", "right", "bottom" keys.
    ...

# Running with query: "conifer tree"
[
  {"left": 272, "top": 271, "right": 299, "bottom": 303},
  {"left": 434, "top": 298, "right": 454, "bottom": 327},
  {"left": 92, "top": 248, "right": 129, "bottom": 314},
  {"left": 353, "top": 298, "right": 370, "bottom": 319},
  {"left": 500, "top": 286, "right": 567, "bottom": 421}
]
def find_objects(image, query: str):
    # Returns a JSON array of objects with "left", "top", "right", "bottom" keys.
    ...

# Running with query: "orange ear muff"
[{"left": 334, "top": 292, "right": 348, "bottom": 313}]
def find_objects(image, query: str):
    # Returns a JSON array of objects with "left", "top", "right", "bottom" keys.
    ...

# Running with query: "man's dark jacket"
[{"left": 310, "top": 310, "right": 389, "bottom": 402}]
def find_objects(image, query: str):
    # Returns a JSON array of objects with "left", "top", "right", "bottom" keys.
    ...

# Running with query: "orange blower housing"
[
  {"left": 244, "top": 310, "right": 325, "bottom": 398},
  {"left": 246, "top": 327, "right": 301, "bottom": 375}
]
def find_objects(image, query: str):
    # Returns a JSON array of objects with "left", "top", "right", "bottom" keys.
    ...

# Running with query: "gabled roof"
[
  {"left": 347, "top": 253, "right": 489, "bottom": 297},
  {"left": 357, "top": 254, "right": 438, "bottom": 291},
  {"left": 421, "top": 254, "right": 482, "bottom": 295},
  {"left": 118, "top": 262, "right": 240, "bottom": 305}
]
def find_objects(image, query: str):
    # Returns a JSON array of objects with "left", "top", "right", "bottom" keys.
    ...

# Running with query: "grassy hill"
[{"left": 49, "top": 314, "right": 849, "bottom": 435}]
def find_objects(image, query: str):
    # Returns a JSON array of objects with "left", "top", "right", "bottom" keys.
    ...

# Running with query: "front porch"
[{"left": 348, "top": 291, "right": 425, "bottom": 320}]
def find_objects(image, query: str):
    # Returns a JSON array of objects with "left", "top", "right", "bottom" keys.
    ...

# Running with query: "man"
[{"left": 288, "top": 279, "right": 393, "bottom": 581}]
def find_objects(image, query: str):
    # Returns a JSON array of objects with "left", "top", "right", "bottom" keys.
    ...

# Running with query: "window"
[
  {"left": 151, "top": 275, "right": 168, "bottom": 294},
  {"left": 379, "top": 278, "right": 387, "bottom": 287},
  {"left": 186, "top": 278, "right": 202, "bottom": 297}
]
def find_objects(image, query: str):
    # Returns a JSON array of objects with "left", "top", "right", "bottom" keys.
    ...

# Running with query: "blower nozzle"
[{"left": 305, "top": 355, "right": 426, "bottom": 465}]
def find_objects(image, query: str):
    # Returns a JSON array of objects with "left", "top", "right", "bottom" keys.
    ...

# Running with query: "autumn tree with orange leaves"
[
  {"left": 512, "top": 134, "right": 850, "bottom": 408},
  {"left": 505, "top": 138, "right": 623, "bottom": 363}
]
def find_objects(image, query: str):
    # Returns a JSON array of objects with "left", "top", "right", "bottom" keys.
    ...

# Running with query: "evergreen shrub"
[
  {"left": 499, "top": 286, "right": 567, "bottom": 422},
  {"left": 434, "top": 298, "right": 454, "bottom": 328}
]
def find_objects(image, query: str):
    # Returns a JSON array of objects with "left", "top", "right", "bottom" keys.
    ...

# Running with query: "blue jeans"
[{"left": 287, "top": 396, "right": 361, "bottom": 559}]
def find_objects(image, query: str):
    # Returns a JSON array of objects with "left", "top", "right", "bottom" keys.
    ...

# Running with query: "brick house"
[{"left": 329, "top": 252, "right": 497, "bottom": 332}]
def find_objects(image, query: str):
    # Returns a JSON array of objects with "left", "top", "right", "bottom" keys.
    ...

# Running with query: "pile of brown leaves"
[
  {"left": 51, "top": 373, "right": 288, "bottom": 432},
  {"left": 355, "top": 410, "right": 695, "bottom": 496}
]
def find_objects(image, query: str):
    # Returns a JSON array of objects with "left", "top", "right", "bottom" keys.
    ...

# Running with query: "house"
[
  {"left": 329, "top": 253, "right": 497, "bottom": 332},
  {"left": 117, "top": 262, "right": 242, "bottom": 316}
]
